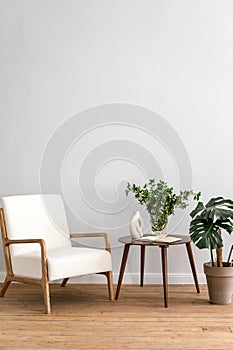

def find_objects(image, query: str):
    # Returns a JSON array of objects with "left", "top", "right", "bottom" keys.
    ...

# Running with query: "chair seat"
[{"left": 12, "top": 247, "right": 112, "bottom": 281}]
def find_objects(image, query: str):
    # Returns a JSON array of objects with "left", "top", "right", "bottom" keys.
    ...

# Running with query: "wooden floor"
[{"left": 0, "top": 283, "right": 233, "bottom": 349}]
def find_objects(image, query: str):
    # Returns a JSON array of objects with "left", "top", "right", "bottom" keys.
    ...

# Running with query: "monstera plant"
[
  {"left": 189, "top": 196, "right": 233, "bottom": 305},
  {"left": 190, "top": 197, "right": 233, "bottom": 266}
]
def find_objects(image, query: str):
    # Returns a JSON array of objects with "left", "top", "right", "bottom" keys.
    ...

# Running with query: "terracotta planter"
[{"left": 204, "top": 262, "right": 233, "bottom": 305}]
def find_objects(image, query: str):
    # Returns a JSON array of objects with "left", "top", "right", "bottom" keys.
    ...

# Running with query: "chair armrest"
[
  {"left": 4, "top": 238, "right": 48, "bottom": 281},
  {"left": 4, "top": 238, "right": 47, "bottom": 258},
  {"left": 70, "top": 233, "right": 111, "bottom": 252}
]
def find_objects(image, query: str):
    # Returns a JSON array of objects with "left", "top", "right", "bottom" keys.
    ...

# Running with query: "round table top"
[{"left": 118, "top": 234, "right": 191, "bottom": 246}]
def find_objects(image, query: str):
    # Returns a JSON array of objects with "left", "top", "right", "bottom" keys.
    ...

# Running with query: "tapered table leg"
[
  {"left": 186, "top": 242, "right": 200, "bottom": 293},
  {"left": 115, "top": 244, "right": 130, "bottom": 300},
  {"left": 161, "top": 245, "right": 168, "bottom": 308},
  {"left": 140, "top": 245, "right": 146, "bottom": 287}
]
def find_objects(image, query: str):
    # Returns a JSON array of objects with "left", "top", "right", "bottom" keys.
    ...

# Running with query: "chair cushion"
[
  {"left": 0, "top": 194, "right": 71, "bottom": 256},
  {"left": 11, "top": 247, "right": 112, "bottom": 281}
]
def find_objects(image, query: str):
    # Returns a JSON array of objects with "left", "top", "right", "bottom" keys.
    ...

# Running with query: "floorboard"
[{"left": 0, "top": 283, "right": 233, "bottom": 349}]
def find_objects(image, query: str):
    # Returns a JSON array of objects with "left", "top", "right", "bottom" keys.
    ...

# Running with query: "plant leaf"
[
  {"left": 189, "top": 218, "right": 223, "bottom": 250},
  {"left": 190, "top": 202, "right": 205, "bottom": 219},
  {"left": 206, "top": 197, "right": 233, "bottom": 209}
]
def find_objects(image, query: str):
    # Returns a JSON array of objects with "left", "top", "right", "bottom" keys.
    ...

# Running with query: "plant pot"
[{"left": 204, "top": 262, "right": 233, "bottom": 305}]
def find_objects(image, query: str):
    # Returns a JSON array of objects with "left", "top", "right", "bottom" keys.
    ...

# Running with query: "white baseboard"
[
  {"left": 0, "top": 271, "right": 206, "bottom": 285},
  {"left": 68, "top": 273, "right": 206, "bottom": 285}
]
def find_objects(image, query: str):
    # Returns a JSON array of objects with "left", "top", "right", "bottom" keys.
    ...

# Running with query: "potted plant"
[
  {"left": 126, "top": 179, "right": 200, "bottom": 233},
  {"left": 189, "top": 196, "right": 233, "bottom": 304}
]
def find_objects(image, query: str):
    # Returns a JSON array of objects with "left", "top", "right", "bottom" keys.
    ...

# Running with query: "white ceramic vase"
[{"left": 129, "top": 211, "right": 144, "bottom": 239}]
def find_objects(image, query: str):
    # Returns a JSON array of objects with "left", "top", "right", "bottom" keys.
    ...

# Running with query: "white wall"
[{"left": 1, "top": 0, "right": 233, "bottom": 284}]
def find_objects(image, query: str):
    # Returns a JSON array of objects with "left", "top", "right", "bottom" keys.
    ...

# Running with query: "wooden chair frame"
[{"left": 0, "top": 208, "right": 114, "bottom": 314}]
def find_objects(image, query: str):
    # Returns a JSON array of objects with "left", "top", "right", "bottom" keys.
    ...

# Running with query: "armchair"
[{"left": 0, "top": 194, "right": 114, "bottom": 313}]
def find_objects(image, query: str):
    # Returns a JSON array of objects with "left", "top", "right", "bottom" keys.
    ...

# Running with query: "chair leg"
[
  {"left": 0, "top": 276, "right": 11, "bottom": 297},
  {"left": 42, "top": 280, "right": 51, "bottom": 314},
  {"left": 106, "top": 271, "right": 114, "bottom": 301},
  {"left": 61, "top": 278, "right": 69, "bottom": 287}
]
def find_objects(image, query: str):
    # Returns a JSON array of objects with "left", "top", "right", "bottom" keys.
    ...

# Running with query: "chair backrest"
[{"left": 0, "top": 194, "right": 71, "bottom": 256}]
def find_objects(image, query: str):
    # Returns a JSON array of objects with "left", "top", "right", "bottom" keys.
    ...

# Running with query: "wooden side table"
[{"left": 115, "top": 235, "right": 200, "bottom": 307}]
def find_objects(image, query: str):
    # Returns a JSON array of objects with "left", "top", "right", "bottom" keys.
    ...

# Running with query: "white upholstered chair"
[{"left": 0, "top": 194, "right": 114, "bottom": 313}]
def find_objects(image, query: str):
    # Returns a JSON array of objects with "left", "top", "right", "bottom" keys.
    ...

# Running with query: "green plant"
[
  {"left": 189, "top": 197, "right": 233, "bottom": 267},
  {"left": 126, "top": 179, "right": 200, "bottom": 231}
]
